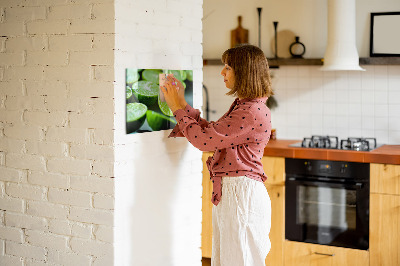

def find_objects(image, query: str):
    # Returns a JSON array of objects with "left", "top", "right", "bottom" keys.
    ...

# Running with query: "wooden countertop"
[{"left": 263, "top": 139, "right": 400, "bottom": 165}]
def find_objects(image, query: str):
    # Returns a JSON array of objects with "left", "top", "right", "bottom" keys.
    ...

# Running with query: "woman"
[{"left": 161, "top": 44, "right": 273, "bottom": 266}]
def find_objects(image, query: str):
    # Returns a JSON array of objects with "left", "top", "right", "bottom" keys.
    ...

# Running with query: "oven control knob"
[
  {"left": 304, "top": 162, "right": 312, "bottom": 171},
  {"left": 340, "top": 164, "right": 347, "bottom": 174}
]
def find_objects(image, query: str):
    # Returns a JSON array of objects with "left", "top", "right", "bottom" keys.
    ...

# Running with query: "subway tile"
[
  {"left": 348, "top": 116, "right": 362, "bottom": 129},
  {"left": 374, "top": 130, "right": 389, "bottom": 144},
  {"left": 348, "top": 90, "right": 362, "bottom": 103},
  {"left": 335, "top": 75, "right": 349, "bottom": 90},
  {"left": 336, "top": 115, "right": 348, "bottom": 128},
  {"left": 374, "top": 78, "right": 388, "bottom": 91},
  {"left": 298, "top": 77, "right": 310, "bottom": 89},
  {"left": 323, "top": 115, "right": 336, "bottom": 129},
  {"left": 298, "top": 67, "right": 311, "bottom": 78},
  {"left": 374, "top": 117, "right": 389, "bottom": 129},
  {"left": 388, "top": 76, "right": 400, "bottom": 91},
  {"left": 310, "top": 77, "right": 324, "bottom": 89},
  {"left": 336, "top": 103, "right": 349, "bottom": 116},
  {"left": 375, "top": 104, "right": 389, "bottom": 117},
  {"left": 388, "top": 117, "right": 400, "bottom": 131},
  {"left": 323, "top": 103, "right": 336, "bottom": 116},
  {"left": 348, "top": 103, "right": 362, "bottom": 116},
  {"left": 388, "top": 104, "right": 400, "bottom": 117},
  {"left": 286, "top": 77, "right": 298, "bottom": 89},
  {"left": 349, "top": 128, "right": 362, "bottom": 137},
  {"left": 362, "top": 116, "right": 375, "bottom": 130},
  {"left": 323, "top": 87, "right": 336, "bottom": 103},
  {"left": 374, "top": 65, "right": 388, "bottom": 77},
  {"left": 361, "top": 90, "right": 375, "bottom": 104},
  {"left": 361, "top": 104, "right": 375, "bottom": 116},
  {"left": 336, "top": 90, "right": 349, "bottom": 103},
  {"left": 388, "top": 131, "right": 400, "bottom": 144},
  {"left": 388, "top": 65, "right": 400, "bottom": 76},
  {"left": 388, "top": 91, "right": 400, "bottom": 104},
  {"left": 361, "top": 75, "right": 375, "bottom": 90},
  {"left": 284, "top": 66, "right": 298, "bottom": 77},
  {"left": 348, "top": 74, "right": 362, "bottom": 90},
  {"left": 374, "top": 90, "right": 388, "bottom": 104}
]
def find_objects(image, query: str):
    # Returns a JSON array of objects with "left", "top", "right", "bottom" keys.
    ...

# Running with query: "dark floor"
[{"left": 202, "top": 257, "right": 211, "bottom": 266}]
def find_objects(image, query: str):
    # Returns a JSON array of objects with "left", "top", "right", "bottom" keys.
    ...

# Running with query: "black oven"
[{"left": 285, "top": 158, "right": 369, "bottom": 250}]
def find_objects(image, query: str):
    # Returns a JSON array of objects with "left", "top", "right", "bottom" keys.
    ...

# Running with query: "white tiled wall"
[{"left": 203, "top": 65, "right": 400, "bottom": 144}]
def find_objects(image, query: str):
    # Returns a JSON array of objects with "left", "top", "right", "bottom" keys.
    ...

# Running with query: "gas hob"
[{"left": 289, "top": 135, "right": 382, "bottom": 151}]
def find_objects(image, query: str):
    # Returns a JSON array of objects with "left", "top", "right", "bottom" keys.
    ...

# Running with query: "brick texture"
[
  {"left": 0, "top": 0, "right": 115, "bottom": 266},
  {"left": 0, "top": 0, "right": 204, "bottom": 265}
]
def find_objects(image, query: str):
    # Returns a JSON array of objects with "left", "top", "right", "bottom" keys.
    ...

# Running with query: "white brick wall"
[
  {"left": 1, "top": 0, "right": 204, "bottom": 265},
  {"left": 0, "top": 0, "right": 115, "bottom": 265},
  {"left": 114, "top": 0, "right": 203, "bottom": 265}
]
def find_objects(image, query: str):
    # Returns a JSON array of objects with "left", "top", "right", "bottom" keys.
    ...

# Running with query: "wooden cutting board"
[{"left": 231, "top": 16, "right": 249, "bottom": 48}]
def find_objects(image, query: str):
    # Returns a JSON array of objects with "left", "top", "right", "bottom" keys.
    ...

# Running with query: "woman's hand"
[{"left": 160, "top": 76, "right": 186, "bottom": 113}]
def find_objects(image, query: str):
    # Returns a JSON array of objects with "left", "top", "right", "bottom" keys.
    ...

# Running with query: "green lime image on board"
[
  {"left": 142, "top": 69, "right": 162, "bottom": 84},
  {"left": 132, "top": 80, "right": 159, "bottom": 107},
  {"left": 146, "top": 110, "right": 176, "bottom": 131},
  {"left": 186, "top": 70, "right": 193, "bottom": 81},
  {"left": 158, "top": 94, "right": 174, "bottom": 117},
  {"left": 126, "top": 69, "right": 140, "bottom": 86},
  {"left": 126, "top": 103, "right": 147, "bottom": 133},
  {"left": 164, "top": 70, "right": 187, "bottom": 82}
]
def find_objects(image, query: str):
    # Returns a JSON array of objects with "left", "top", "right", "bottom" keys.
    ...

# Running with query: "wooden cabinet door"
[
  {"left": 262, "top": 156, "right": 285, "bottom": 186},
  {"left": 264, "top": 184, "right": 284, "bottom": 266},
  {"left": 202, "top": 152, "right": 213, "bottom": 258},
  {"left": 284, "top": 241, "right": 369, "bottom": 266},
  {"left": 370, "top": 163, "right": 400, "bottom": 195},
  {"left": 370, "top": 193, "right": 400, "bottom": 266}
]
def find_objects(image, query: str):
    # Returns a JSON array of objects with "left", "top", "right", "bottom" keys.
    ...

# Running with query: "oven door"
[{"left": 285, "top": 177, "right": 369, "bottom": 250}]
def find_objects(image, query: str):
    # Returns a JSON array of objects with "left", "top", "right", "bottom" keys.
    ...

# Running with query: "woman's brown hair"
[{"left": 221, "top": 44, "right": 273, "bottom": 99}]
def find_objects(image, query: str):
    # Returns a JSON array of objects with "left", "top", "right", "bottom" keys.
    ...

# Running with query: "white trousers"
[{"left": 212, "top": 176, "right": 271, "bottom": 266}]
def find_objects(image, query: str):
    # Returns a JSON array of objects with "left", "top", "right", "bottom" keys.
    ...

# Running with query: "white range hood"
[{"left": 320, "top": 0, "right": 365, "bottom": 71}]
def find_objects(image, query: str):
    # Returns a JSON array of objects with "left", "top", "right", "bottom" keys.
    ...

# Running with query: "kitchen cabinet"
[
  {"left": 370, "top": 163, "right": 400, "bottom": 195},
  {"left": 202, "top": 152, "right": 213, "bottom": 258},
  {"left": 201, "top": 153, "right": 286, "bottom": 266},
  {"left": 370, "top": 163, "right": 400, "bottom": 266},
  {"left": 284, "top": 241, "right": 369, "bottom": 266},
  {"left": 261, "top": 156, "right": 285, "bottom": 266}
]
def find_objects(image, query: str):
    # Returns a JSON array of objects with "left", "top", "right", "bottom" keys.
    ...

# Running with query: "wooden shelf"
[
  {"left": 203, "top": 58, "right": 323, "bottom": 67},
  {"left": 359, "top": 57, "right": 400, "bottom": 65},
  {"left": 203, "top": 57, "right": 400, "bottom": 67}
]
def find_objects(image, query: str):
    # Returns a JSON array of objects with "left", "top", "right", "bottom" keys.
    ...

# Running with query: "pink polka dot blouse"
[{"left": 169, "top": 97, "right": 272, "bottom": 206}]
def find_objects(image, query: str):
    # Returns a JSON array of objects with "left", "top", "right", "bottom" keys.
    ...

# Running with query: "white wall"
[
  {"left": 0, "top": 0, "right": 115, "bottom": 265},
  {"left": 113, "top": 0, "right": 203, "bottom": 265},
  {"left": 203, "top": 0, "right": 400, "bottom": 145}
]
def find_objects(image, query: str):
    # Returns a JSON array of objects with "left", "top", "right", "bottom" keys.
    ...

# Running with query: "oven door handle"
[{"left": 286, "top": 177, "right": 364, "bottom": 189}]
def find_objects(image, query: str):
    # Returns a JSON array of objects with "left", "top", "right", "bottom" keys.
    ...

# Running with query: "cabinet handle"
[{"left": 314, "top": 252, "right": 335, "bottom": 257}]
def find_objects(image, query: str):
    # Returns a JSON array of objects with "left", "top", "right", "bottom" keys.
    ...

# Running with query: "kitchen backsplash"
[{"left": 203, "top": 65, "right": 400, "bottom": 144}]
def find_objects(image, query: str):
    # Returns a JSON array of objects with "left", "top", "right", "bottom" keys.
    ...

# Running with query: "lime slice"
[
  {"left": 158, "top": 94, "right": 174, "bottom": 116},
  {"left": 132, "top": 80, "right": 159, "bottom": 106},
  {"left": 164, "top": 70, "right": 187, "bottom": 82},
  {"left": 146, "top": 110, "right": 176, "bottom": 131},
  {"left": 126, "top": 69, "right": 140, "bottom": 85},
  {"left": 142, "top": 69, "right": 162, "bottom": 84},
  {"left": 126, "top": 86, "right": 132, "bottom": 99},
  {"left": 186, "top": 70, "right": 193, "bottom": 81},
  {"left": 126, "top": 103, "right": 147, "bottom": 133}
]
